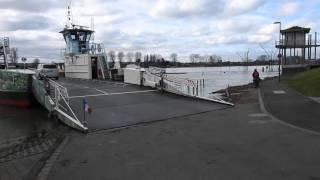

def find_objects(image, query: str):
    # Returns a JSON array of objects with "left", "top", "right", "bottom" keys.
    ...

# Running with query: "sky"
[{"left": 0, "top": 0, "right": 319, "bottom": 62}]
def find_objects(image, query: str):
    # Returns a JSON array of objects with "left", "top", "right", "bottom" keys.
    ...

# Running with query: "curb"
[{"left": 36, "top": 136, "right": 69, "bottom": 180}]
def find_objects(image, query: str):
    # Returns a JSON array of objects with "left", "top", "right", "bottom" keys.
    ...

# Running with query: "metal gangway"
[
  {"left": 32, "top": 76, "right": 88, "bottom": 132},
  {"left": 144, "top": 67, "right": 234, "bottom": 106}
]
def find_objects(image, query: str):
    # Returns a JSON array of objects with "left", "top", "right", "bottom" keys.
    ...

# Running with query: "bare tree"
[
  {"left": 209, "top": 55, "right": 222, "bottom": 63},
  {"left": 10, "top": 48, "right": 18, "bottom": 64},
  {"left": 32, "top": 58, "right": 40, "bottom": 68},
  {"left": 118, "top": 52, "right": 125, "bottom": 63},
  {"left": 170, "top": 53, "right": 178, "bottom": 64},
  {"left": 190, "top": 54, "right": 200, "bottom": 63},
  {"left": 135, "top": 52, "right": 142, "bottom": 63},
  {"left": 190, "top": 54, "right": 196, "bottom": 63},
  {"left": 108, "top": 51, "right": 116, "bottom": 63},
  {"left": 126, "top": 52, "right": 134, "bottom": 62}
]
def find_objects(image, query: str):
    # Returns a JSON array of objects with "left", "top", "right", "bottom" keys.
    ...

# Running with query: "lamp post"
[{"left": 274, "top": 21, "right": 281, "bottom": 82}]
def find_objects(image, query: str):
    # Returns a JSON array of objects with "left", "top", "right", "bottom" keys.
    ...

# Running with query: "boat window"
[
  {"left": 79, "top": 32, "right": 85, "bottom": 41},
  {"left": 87, "top": 34, "right": 91, "bottom": 41}
]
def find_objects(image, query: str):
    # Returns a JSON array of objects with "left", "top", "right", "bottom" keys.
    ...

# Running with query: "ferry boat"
[
  {"left": 0, "top": 69, "right": 35, "bottom": 107},
  {"left": 0, "top": 37, "right": 35, "bottom": 107}
]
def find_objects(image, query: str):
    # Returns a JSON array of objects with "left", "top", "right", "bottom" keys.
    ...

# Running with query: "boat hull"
[
  {"left": 0, "top": 69, "right": 35, "bottom": 108},
  {"left": 0, "top": 91, "right": 34, "bottom": 108}
]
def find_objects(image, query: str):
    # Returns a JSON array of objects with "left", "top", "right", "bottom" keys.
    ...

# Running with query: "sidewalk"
[{"left": 260, "top": 78, "right": 320, "bottom": 133}]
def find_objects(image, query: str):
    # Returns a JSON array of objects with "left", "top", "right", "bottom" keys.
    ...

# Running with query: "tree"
[
  {"left": 208, "top": 55, "right": 222, "bottom": 63},
  {"left": 126, "top": 52, "right": 134, "bottom": 62},
  {"left": 170, "top": 53, "right": 178, "bottom": 64},
  {"left": 118, "top": 52, "right": 125, "bottom": 63},
  {"left": 108, "top": 51, "right": 116, "bottom": 63},
  {"left": 257, "top": 55, "right": 268, "bottom": 61},
  {"left": 189, "top": 54, "right": 200, "bottom": 63},
  {"left": 10, "top": 48, "right": 18, "bottom": 64},
  {"left": 32, "top": 58, "right": 40, "bottom": 68},
  {"left": 135, "top": 52, "right": 142, "bottom": 63}
]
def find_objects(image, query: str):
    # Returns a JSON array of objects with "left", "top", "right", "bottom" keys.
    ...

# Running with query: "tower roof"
[
  {"left": 280, "top": 26, "right": 311, "bottom": 34},
  {"left": 59, "top": 24, "right": 94, "bottom": 34}
]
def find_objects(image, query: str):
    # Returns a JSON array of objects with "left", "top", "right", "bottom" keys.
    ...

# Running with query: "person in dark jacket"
[{"left": 252, "top": 69, "right": 260, "bottom": 88}]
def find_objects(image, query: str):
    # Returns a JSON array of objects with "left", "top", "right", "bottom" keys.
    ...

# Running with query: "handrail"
[{"left": 48, "top": 79, "right": 84, "bottom": 127}]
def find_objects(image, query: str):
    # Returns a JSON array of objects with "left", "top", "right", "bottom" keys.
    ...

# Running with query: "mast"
[
  {"left": 91, "top": 17, "right": 95, "bottom": 44},
  {"left": 66, "top": 0, "right": 73, "bottom": 28}
]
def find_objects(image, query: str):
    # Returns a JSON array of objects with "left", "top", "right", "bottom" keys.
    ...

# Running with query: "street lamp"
[{"left": 274, "top": 21, "right": 281, "bottom": 82}]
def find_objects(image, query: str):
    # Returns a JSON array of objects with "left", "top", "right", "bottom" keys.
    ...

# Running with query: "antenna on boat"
[
  {"left": 91, "top": 17, "right": 95, "bottom": 43},
  {"left": 65, "top": 0, "right": 73, "bottom": 28}
]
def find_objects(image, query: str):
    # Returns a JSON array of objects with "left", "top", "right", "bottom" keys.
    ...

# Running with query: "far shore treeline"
[{"left": 14, "top": 60, "right": 276, "bottom": 69}]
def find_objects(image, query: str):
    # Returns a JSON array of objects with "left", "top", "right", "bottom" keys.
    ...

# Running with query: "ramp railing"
[
  {"left": 163, "top": 75, "right": 205, "bottom": 97},
  {"left": 48, "top": 79, "right": 88, "bottom": 132},
  {"left": 32, "top": 76, "right": 88, "bottom": 132},
  {"left": 144, "top": 68, "right": 234, "bottom": 106}
]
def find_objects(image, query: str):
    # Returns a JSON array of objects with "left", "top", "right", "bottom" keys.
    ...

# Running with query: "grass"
[{"left": 284, "top": 68, "right": 320, "bottom": 97}]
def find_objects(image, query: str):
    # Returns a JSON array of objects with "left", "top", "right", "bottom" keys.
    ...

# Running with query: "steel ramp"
[{"left": 32, "top": 76, "right": 88, "bottom": 132}]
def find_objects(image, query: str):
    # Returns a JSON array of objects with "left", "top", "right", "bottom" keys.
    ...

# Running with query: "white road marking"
[
  {"left": 94, "top": 88, "right": 109, "bottom": 94},
  {"left": 248, "top": 120, "right": 269, "bottom": 124},
  {"left": 248, "top": 113, "right": 268, "bottom": 117},
  {"left": 273, "top": 90, "right": 286, "bottom": 94},
  {"left": 69, "top": 90, "right": 159, "bottom": 99}
]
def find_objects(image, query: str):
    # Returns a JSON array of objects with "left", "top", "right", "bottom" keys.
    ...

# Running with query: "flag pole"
[{"left": 83, "top": 97, "right": 86, "bottom": 126}]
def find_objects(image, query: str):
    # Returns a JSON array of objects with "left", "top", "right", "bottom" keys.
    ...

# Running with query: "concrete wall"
[
  {"left": 285, "top": 32, "right": 306, "bottom": 46},
  {"left": 124, "top": 68, "right": 143, "bottom": 85},
  {"left": 65, "top": 55, "right": 92, "bottom": 79}
]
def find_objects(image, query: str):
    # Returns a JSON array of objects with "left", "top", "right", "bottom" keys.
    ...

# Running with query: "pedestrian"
[{"left": 252, "top": 69, "right": 260, "bottom": 88}]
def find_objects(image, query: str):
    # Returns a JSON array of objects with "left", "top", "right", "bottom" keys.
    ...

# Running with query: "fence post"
[
  {"left": 196, "top": 80, "right": 199, "bottom": 96},
  {"left": 193, "top": 86, "right": 195, "bottom": 96}
]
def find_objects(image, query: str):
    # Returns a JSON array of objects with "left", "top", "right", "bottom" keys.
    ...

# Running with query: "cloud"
[
  {"left": 278, "top": 1, "right": 299, "bottom": 16},
  {"left": 0, "top": 15, "right": 52, "bottom": 31},
  {"left": 224, "top": 0, "right": 266, "bottom": 16},
  {"left": 0, "top": 0, "right": 62, "bottom": 12},
  {"left": 151, "top": 0, "right": 266, "bottom": 18},
  {"left": 0, "top": 0, "right": 319, "bottom": 62},
  {"left": 151, "top": 0, "right": 224, "bottom": 18}
]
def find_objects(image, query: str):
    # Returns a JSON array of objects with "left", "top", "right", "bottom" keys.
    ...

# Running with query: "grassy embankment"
[{"left": 285, "top": 68, "right": 320, "bottom": 97}]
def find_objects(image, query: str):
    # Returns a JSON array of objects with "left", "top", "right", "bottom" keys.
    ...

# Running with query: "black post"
[
  {"left": 315, "top": 32, "right": 317, "bottom": 60},
  {"left": 278, "top": 53, "right": 281, "bottom": 82}
]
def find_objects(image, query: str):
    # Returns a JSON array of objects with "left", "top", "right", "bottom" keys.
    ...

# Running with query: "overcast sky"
[{"left": 0, "top": 0, "right": 319, "bottom": 62}]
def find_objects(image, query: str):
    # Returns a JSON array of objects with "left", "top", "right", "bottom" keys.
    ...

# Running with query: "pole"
[
  {"left": 315, "top": 32, "right": 317, "bottom": 61},
  {"left": 83, "top": 97, "right": 86, "bottom": 125},
  {"left": 278, "top": 22, "right": 281, "bottom": 82}
]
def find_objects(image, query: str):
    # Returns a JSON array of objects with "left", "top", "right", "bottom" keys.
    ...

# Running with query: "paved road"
[
  {"left": 260, "top": 79, "right": 320, "bottom": 133},
  {"left": 47, "top": 89, "right": 320, "bottom": 180}
]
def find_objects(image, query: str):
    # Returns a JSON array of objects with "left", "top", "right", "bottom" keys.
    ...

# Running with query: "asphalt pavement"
[
  {"left": 260, "top": 78, "right": 320, "bottom": 133},
  {"left": 46, "top": 85, "right": 320, "bottom": 180}
]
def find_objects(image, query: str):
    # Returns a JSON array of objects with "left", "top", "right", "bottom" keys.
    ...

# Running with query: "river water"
[{"left": 166, "top": 65, "right": 279, "bottom": 96}]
